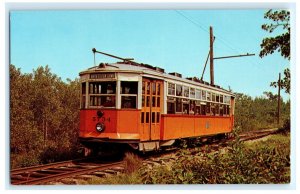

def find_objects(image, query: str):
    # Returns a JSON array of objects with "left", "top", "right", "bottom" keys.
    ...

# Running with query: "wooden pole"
[
  {"left": 277, "top": 73, "right": 281, "bottom": 126},
  {"left": 201, "top": 52, "right": 210, "bottom": 81},
  {"left": 210, "top": 26, "right": 214, "bottom": 86}
]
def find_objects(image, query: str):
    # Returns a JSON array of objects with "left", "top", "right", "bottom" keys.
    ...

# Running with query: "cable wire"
[{"left": 175, "top": 10, "right": 259, "bottom": 66}]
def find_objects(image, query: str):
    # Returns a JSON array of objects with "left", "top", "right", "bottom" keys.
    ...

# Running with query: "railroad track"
[
  {"left": 238, "top": 128, "right": 278, "bottom": 142},
  {"left": 11, "top": 128, "right": 278, "bottom": 185},
  {"left": 10, "top": 158, "right": 124, "bottom": 185},
  {"left": 143, "top": 128, "right": 280, "bottom": 167}
]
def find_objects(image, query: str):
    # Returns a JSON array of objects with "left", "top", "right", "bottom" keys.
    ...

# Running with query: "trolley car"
[{"left": 79, "top": 49, "right": 235, "bottom": 152}]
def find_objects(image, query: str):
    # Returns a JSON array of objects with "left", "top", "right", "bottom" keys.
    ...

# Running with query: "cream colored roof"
[{"left": 80, "top": 62, "right": 235, "bottom": 96}]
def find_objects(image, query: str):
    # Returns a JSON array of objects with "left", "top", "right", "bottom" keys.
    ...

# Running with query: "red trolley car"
[{"left": 79, "top": 49, "right": 235, "bottom": 152}]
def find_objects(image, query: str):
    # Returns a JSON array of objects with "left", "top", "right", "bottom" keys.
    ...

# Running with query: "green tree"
[
  {"left": 31, "top": 66, "right": 81, "bottom": 163},
  {"left": 54, "top": 78, "right": 80, "bottom": 150},
  {"left": 10, "top": 64, "right": 81, "bottom": 168},
  {"left": 10, "top": 65, "right": 44, "bottom": 167},
  {"left": 31, "top": 65, "right": 62, "bottom": 147},
  {"left": 234, "top": 92, "right": 289, "bottom": 132},
  {"left": 260, "top": 9, "right": 290, "bottom": 94}
]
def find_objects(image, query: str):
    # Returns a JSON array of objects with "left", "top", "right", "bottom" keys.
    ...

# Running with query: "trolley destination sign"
[{"left": 90, "top": 73, "right": 115, "bottom": 79}]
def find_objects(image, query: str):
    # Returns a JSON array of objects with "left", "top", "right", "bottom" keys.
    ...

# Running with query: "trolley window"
[
  {"left": 167, "top": 97, "right": 175, "bottom": 114},
  {"left": 216, "top": 94, "right": 220, "bottom": 103},
  {"left": 152, "top": 112, "right": 156, "bottom": 123},
  {"left": 167, "top": 102, "right": 175, "bottom": 114},
  {"left": 220, "top": 95, "right": 224, "bottom": 103},
  {"left": 81, "top": 82, "right": 86, "bottom": 109},
  {"left": 89, "top": 82, "right": 116, "bottom": 94},
  {"left": 190, "top": 100, "right": 195, "bottom": 115},
  {"left": 82, "top": 96, "right": 86, "bottom": 109},
  {"left": 220, "top": 104, "right": 224, "bottom": 116},
  {"left": 183, "top": 103, "right": 189, "bottom": 114},
  {"left": 157, "top": 83, "right": 161, "bottom": 95},
  {"left": 212, "top": 93, "right": 216, "bottom": 102},
  {"left": 121, "top": 96, "right": 137, "bottom": 108},
  {"left": 202, "top": 90, "right": 206, "bottom": 101},
  {"left": 206, "top": 102, "right": 211, "bottom": 115},
  {"left": 211, "top": 103, "right": 216, "bottom": 116},
  {"left": 216, "top": 104, "right": 220, "bottom": 115},
  {"left": 121, "top": 81, "right": 138, "bottom": 109},
  {"left": 121, "top": 81, "right": 138, "bottom": 94},
  {"left": 195, "top": 105, "right": 200, "bottom": 115},
  {"left": 176, "top": 85, "right": 182, "bottom": 96},
  {"left": 224, "top": 96, "right": 230, "bottom": 104},
  {"left": 190, "top": 88, "right": 195, "bottom": 99},
  {"left": 183, "top": 86, "right": 189, "bottom": 98},
  {"left": 82, "top": 82, "right": 86, "bottom": 94},
  {"left": 142, "top": 81, "right": 145, "bottom": 95},
  {"left": 207, "top": 92, "right": 211, "bottom": 101},
  {"left": 152, "top": 82, "right": 156, "bottom": 95},
  {"left": 168, "top": 83, "right": 175, "bottom": 96},
  {"left": 176, "top": 98, "right": 182, "bottom": 113},
  {"left": 226, "top": 105, "right": 230, "bottom": 116},
  {"left": 196, "top": 89, "right": 201, "bottom": 100},
  {"left": 201, "top": 104, "right": 206, "bottom": 115},
  {"left": 88, "top": 82, "right": 116, "bottom": 108},
  {"left": 90, "top": 96, "right": 116, "bottom": 107}
]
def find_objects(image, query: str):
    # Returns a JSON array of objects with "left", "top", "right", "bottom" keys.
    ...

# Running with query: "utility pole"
[
  {"left": 201, "top": 37, "right": 215, "bottom": 82},
  {"left": 210, "top": 26, "right": 214, "bottom": 86},
  {"left": 203, "top": 26, "right": 255, "bottom": 86},
  {"left": 277, "top": 73, "right": 281, "bottom": 126}
]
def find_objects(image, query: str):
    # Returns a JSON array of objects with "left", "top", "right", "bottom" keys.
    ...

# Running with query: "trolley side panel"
[{"left": 160, "top": 115, "right": 233, "bottom": 140}]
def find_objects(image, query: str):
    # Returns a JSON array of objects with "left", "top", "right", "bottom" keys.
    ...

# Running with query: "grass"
[{"left": 82, "top": 133, "right": 290, "bottom": 184}]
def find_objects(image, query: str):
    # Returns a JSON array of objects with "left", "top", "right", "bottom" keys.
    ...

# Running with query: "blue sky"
[{"left": 10, "top": 10, "right": 290, "bottom": 100}]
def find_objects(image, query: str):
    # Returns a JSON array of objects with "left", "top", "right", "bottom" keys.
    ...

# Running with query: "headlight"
[{"left": 96, "top": 123, "right": 105, "bottom": 132}]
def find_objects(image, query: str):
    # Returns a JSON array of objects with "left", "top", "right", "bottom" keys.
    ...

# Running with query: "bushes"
[
  {"left": 234, "top": 93, "right": 290, "bottom": 133},
  {"left": 11, "top": 151, "right": 41, "bottom": 169},
  {"left": 39, "top": 142, "right": 81, "bottom": 164},
  {"left": 123, "top": 152, "right": 143, "bottom": 174},
  {"left": 138, "top": 134, "right": 290, "bottom": 184},
  {"left": 86, "top": 133, "right": 289, "bottom": 184},
  {"left": 278, "top": 118, "right": 290, "bottom": 134}
]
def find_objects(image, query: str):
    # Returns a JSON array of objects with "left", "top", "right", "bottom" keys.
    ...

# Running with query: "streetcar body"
[{"left": 79, "top": 62, "right": 235, "bottom": 151}]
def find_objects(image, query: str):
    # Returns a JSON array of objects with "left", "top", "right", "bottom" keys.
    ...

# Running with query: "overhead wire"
[
  {"left": 174, "top": 10, "right": 209, "bottom": 34},
  {"left": 174, "top": 10, "right": 260, "bottom": 67},
  {"left": 203, "top": 12, "right": 260, "bottom": 67}
]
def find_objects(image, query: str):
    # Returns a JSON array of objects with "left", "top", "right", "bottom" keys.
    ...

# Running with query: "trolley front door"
[{"left": 141, "top": 78, "right": 163, "bottom": 141}]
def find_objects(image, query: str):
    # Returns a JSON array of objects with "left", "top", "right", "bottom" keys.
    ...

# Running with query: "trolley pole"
[
  {"left": 277, "top": 73, "right": 281, "bottom": 126},
  {"left": 210, "top": 26, "right": 214, "bottom": 86}
]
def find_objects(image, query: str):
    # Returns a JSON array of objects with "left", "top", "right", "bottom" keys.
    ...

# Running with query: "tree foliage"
[
  {"left": 260, "top": 9, "right": 290, "bottom": 94},
  {"left": 259, "top": 9, "right": 290, "bottom": 60},
  {"left": 10, "top": 65, "right": 43, "bottom": 155},
  {"left": 10, "top": 64, "right": 80, "bottom": 168},
  {"left": 270, "top": 68, "right": 290, "bottom": 94},
  {"left": 234, "top": 92, "right": 290, "bottom": 132}
]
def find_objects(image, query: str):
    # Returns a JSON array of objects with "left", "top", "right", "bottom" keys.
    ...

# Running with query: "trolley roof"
[{"left": 79, "top": 62, "right": 235, "bottom": 96}]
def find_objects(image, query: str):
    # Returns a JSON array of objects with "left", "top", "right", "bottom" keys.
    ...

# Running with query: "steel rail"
[
  {"left": 240, "top": 130, "right": 279, "bottom": 142},
  {"left": 11, "top": 161, "right": 124, "bottom": 185},
  {"left": 11, "top": 157, "right": 96, "bottom": 175}
]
